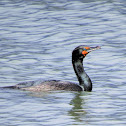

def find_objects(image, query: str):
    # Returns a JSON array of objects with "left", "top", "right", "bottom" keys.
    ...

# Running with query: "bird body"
[
  {"left": 2, "top": 45, "right": 100, "bottom": 92},
  {"left": 14, "top": 80, "right": 83, "bottom": 91}
]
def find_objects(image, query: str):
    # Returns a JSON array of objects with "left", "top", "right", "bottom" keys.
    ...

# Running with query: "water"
[{"left": 0, "top": 0, "right": 126, "bottom": 125}]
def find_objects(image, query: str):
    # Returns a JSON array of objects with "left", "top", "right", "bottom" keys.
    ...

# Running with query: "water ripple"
[{"left": 0, "top": 0, "right": 126, "bottom": 125}]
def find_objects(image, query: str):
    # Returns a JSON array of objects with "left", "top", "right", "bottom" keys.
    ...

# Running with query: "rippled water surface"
[{"left": 0, "top": 0, "right": 126, "bottom": 125}]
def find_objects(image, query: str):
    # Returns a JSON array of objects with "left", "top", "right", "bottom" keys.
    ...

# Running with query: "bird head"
[{"left": 72, "top": 45, "right": 101, "bottom": 61}]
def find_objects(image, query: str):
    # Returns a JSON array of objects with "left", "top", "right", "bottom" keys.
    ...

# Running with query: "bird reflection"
[{"left": 68, "top": 92, "right": 88, "bottom": 122}]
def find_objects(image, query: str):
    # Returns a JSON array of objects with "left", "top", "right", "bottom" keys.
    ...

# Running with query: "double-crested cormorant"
[{"left": 3, "top": 45, "right": 100, "bottom": 91}]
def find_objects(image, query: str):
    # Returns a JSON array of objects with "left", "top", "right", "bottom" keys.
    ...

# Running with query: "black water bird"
[{"left": 2, "top": 45, "right": 100, "bottom": 91}]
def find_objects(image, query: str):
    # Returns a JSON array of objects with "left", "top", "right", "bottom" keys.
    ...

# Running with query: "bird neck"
[{"left": 72, "top": 58, "right": 92, "bottom": 91}]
